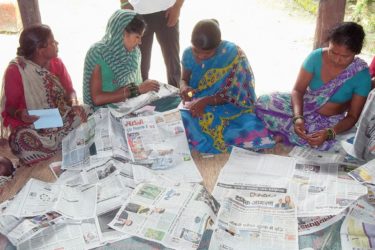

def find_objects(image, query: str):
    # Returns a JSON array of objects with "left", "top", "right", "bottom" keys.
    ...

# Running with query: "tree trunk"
[
  {"left": 313, "top": 0, "right": 346, "bottom": 49},
  {"left": 17, "top": 0, "right": 41, "bottom": 28}
]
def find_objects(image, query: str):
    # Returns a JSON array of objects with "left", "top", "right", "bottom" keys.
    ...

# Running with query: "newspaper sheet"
[
  {"left": 289, "top": 146, "right": 366, "bottom": 166},
  {"left": 97, "top": 207, "right": 130, "bottom": 244},
  {"left": 3, "top": 178, "right": 98, "bottom": 220},
  {"left": 353, "top": 88, "right": 375, "bottom": 161},
  {"left": 207, "top": 193, "right": 298, "bottom": 250},
  {"left": 348, "top": 158, "right": 375, "bottom": 184},
  {"left": 298, "top": 213, "right": 344, "bottom": 250},
  {"left": 62, "top": 108, "right": 130, "bottom": 170},
  {"left": 112, "top": 83, "right": 179, "bottom": 117},
  {"left": 7, "top": 211, "right": 64, "bottom": 246},
  {"left": 108, "top": 182, "right": 219, "bottom": 250},
  {"left": 291, "top": 162, "right": 367, "bottom": 217},
  {"left": 212, "top": 147, "right": 296, "bottom": 203},
  {"left": 17, "top": 224, "right": 86, "bottom": 250},
  {"left": 122, "top": 109, "right": 200, "bottom": 174},
  {"left": 0, "top": 200, "right": 22, "bottom": 236},
  {"left": 340, "top": 198, "right": 375, "bottom": 249}
]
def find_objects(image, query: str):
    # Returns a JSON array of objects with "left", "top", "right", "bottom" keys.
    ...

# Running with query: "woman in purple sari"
[{"left": 256, "top": 22, "right": 371, "bottom": 150}]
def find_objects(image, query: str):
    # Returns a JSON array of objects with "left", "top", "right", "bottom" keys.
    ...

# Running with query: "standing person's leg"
[
  {"left": 154, "top": 12, "right": 181, "bottom": 88},
  {"left": 139, "top": 14, "right": 156, "bottom": 82}
]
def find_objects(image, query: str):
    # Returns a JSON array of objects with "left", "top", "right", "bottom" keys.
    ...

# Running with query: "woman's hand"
[
  {"left": 188, "top": 98, "right": 208, "bottom": 118},
  {"left": 306, "top": 129, "right": 328, "bottom": 147},
  {"left": 17, "top": 109, "right": 39, "bottom": 124},
  {"left": 180, "top": 85, "right": 195, "bottom": 103},
  {"left": 138, "top": 80, "right": 160, "bottom": 94},
  {"left": 294, "top": 119, "right": 308, "bottom": 140}
]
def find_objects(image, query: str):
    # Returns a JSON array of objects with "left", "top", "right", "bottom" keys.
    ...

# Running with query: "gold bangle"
[{"left": 292, "top": 115, "right": 304, "bottom": 124}]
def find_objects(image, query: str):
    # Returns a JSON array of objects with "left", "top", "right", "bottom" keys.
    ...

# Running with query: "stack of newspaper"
[{"left": 2, "top": 102, "right": 375, "bottom": 249}]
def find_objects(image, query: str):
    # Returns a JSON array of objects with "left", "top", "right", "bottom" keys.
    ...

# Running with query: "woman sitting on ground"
[
  {"left": 256, "top": 22, "right": 371, "bottom": 150},
  {"left": 0, "top": 24, "right": 89, "bottom": 165},
  {"left": 83, "top": 10, "right": 160, "bottom": 111},
  {"left": 179, "top": 19, "right": 274, "bottom": 154}
]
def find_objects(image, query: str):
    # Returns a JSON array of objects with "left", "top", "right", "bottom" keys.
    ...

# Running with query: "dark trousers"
[{"left": 140, "top": 11, "right": 181, "bottom": 88}]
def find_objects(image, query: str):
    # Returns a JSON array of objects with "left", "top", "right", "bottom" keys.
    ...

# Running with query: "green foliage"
[{"left": 293, "top": 0, "right": 318, "bottom": 14}]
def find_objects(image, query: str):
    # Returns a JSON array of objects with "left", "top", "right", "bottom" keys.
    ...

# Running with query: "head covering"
[{"left": 83, "top": 10, "right": 141, "bottom": 106}]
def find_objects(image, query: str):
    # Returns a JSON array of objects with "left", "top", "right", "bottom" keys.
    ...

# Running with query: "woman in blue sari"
[{"left": 179, "top": 19, "right": 274, "bottom": 154}]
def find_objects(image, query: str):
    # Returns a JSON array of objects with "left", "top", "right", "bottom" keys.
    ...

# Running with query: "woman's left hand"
[
  {"left": 138, "top": 80, "right": 160, "bottom": 94},
  {"left": 189, "top": 98, "right": 207, "bottom": 118},
  {"left": 306, "top": 129, "right": 328, "bottom": 147}
]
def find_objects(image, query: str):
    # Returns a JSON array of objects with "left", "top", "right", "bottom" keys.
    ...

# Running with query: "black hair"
[
  {"left": 191, "top": 19, "right": 221, "bottom": 50},
  {"left": 125, "top": 14, "right": 147, "bottom": 34},
  {"left": 17, "top": 24, "right": 52, "bottom": 59},
  {"left": 326, "top": 22, "right": 365, "bottom": 54}
]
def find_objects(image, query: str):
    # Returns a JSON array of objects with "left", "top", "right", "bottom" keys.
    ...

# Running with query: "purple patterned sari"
[{"left": 255, "top": 57, "right": 368, "bottom": 150}]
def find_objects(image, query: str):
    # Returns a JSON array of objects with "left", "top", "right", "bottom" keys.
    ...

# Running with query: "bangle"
[
  {"left": 128, "top": 83, "right": 140, "bottom": 98},
  {"left": 121, "top": 1, "right": 129, "bottom": 7},
  {"left": 326, "top": 128, "right": 336, "bottom": 140},
  {"left": 292, "top": 115, "right": 304, "bottom": 124}
]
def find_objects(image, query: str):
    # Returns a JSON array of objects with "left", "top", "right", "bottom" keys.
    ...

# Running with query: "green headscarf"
[{"left": 83, "top": 10, "right": 141, "bottom": 107}]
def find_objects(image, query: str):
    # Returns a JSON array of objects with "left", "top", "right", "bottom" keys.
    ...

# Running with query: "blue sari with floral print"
[{"left": 180, "top": 41, "right": 274, "bottom": 154}]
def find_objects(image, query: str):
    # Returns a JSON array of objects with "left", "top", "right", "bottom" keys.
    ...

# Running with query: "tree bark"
[
  {"left": 313, "top": 0, "right": 346, "bottom": 49},
  {"left": 17, "top": 0, "right": 41, "bottom": 28}
]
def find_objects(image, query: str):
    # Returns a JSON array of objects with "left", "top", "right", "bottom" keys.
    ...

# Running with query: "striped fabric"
[{"left": 83, "top": 10, "right": 141, "bottom": 107}]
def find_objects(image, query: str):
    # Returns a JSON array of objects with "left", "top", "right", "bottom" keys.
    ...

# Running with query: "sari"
[
  {"left": 255, "top": 57, "right": 368, "bottom": 150},
  {"left": 180, "top": 41, "right": 274, "bottom": 154},
  {"left": 0, "top": 57, "right": 90, "bottom": 164},
  {"left": 83, "top": 10, "right": 142, "bottom": 110}
]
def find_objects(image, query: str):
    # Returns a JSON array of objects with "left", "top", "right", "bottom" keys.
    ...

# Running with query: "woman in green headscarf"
[{"left": 83, "top": 10, "right": 160, "bottom": 110}]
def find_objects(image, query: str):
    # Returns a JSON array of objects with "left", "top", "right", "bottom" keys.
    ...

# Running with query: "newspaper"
[
  {"left": 112, "top": 83, "right": 179, "bottom": 117},
  {"left": 207, "top": 193, "right": 298, "bottom": 250},
  {"left": 291, "top": 162, "right": 367, "bottom": 217},
  {"left": 348, "top": 158, "right": 375, "bottom": 185},
  {"left": 340, "top": 197, "right": 375, "bottom": 249},
  {"left": 108, "top": 182, "right": 219, "bottom": 250},
  {"left": 3, "top": 178, "right": 97, "bottom": 220},
  {"left": 353, "top": 88, "right": 375, "bottom": 161},
  {"left": 122, "top": 109, "right": 199, "bottom": 172},
  {"left": 17, "top": 224, "right": 86, "bottom": 250},
  {"left": 62, "top": 108, "right": 130, "bottom": 170},
  {"left": 97, "top": 207, "right": 130, "bottom": 245},
  {"left": 289, "top": 146, "right": 366, "bottom": 166},
  {"left": 7, "top": 211, "right": 64, "bottom": 246},
  {"left": 298, "top": 214, "right": 344, "bottom": 250},
  {"left": 212, "top": 147, "right": 296, "bottom": 203}
]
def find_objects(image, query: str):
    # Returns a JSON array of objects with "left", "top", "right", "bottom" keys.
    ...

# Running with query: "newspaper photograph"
[
  {"left": 97, "top": 207, "right": 130, "bottom": 244},
  {"left": 207, "top": 193, "right": 298, "bottom": 250},
  {"left": 108, "top": 182, "right": 219, "bottom": 250}
]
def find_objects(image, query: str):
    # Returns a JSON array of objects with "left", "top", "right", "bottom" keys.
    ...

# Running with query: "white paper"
[{"left": 28, "top": 108, "right": 63, "bottom": 129}]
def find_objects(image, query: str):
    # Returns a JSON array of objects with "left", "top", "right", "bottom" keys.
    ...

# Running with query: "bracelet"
[
  {"left": 292, "top": 115, "right": 304, "bottom": 124},
  {"left": 121, "top": 1, "right": 129, "bottom": 7},
  {"left": 326, "top": 128, "right": 336, "bottom": 140},
  {"left": 128, "top": 82, "right": 140, "bottom": 98}
]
